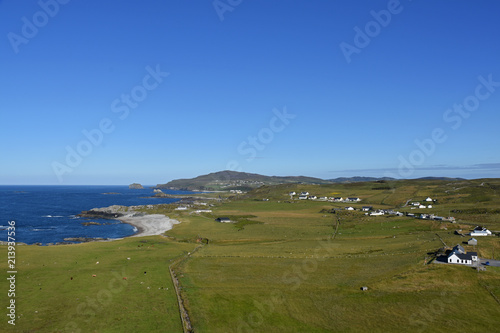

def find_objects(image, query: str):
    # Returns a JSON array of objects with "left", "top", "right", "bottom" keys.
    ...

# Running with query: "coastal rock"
[
  {"left": 63, "top": 237, "right": 108, "bottom": 243},
  {"left": 153, "top": 192, "right": 171, "bottom": 198},
  {"left": 81, "top": 221, "right": 103, "bottom": 226},
  {"left": 129, "top": 183, "right": 144, "bottom": 189},
  {"left": 78, "top": 206, "right": 126, "bottom": 219}
]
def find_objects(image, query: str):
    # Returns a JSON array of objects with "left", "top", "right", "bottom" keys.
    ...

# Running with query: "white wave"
[{"left": 32, "top": 227, "right": 56, "bottom": 231}]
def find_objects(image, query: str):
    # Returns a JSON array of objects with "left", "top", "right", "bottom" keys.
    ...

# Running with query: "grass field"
[{"left": 1, "top": 178, "right": 499, "bottom": 332}]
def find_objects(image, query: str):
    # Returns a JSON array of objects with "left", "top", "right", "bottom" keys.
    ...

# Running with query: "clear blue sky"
[{"left": 1, "top": 0, "right": 499, "bottom": 185}]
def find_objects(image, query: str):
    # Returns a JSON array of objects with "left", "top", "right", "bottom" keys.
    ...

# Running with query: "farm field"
[{"left": 1, "top": 178, "right": 500, "bottom": 332}]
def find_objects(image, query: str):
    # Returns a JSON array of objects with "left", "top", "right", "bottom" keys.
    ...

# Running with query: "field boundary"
[{"left": 169, "top": 244, "right": 203, "bottom": 333}]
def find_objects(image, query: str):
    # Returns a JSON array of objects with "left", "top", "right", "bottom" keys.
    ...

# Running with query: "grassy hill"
[
  {"left": 156, "top": 170, "right": 332, "bottom": 191},
  {"left": 156, "top": 170, "right": 394, "bottom": 191}
]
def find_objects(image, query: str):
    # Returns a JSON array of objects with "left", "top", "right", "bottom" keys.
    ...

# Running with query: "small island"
[{"left": 129, "top": 183, "right": 144, "bottom": 189}]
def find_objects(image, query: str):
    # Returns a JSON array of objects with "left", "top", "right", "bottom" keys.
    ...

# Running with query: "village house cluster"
[
  {"left": 290, "top": 191, "right": 361, "bottom": 203},
  {"left": 408, "top": 197, "right": 435, "bottom": 209},
  {"left": 216, "top": 179, "right": 265, "bottom": 189},
  {"left": 444, "top": 226, "right": 495, "bottom": 268}
]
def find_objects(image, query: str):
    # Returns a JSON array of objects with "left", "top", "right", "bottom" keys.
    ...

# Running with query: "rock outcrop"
[{"left": 129, "top": 183, "right": 144, "bottom": 189}]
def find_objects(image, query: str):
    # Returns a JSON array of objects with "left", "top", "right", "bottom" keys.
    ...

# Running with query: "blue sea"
[{"left": 0, "top": 186, "right": 190, "bottom": 245}]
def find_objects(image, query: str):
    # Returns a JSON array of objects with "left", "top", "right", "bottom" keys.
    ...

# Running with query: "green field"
[{"left": 1, "top": 179, "right": 500, "bottom": 332}]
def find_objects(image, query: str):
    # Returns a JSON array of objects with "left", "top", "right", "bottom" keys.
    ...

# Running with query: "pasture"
[{"left": 1, "top": 178, "right": 499, "bottom": 332}]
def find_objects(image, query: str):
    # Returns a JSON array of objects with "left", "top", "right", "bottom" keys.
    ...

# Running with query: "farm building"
[
  {"left": 468, "top": 238, "right": 478, "bottom": 246},
  {"left": 215, "top": 217, "right": 231, "bottom": 223},
  {"left": 362, "top": 206, "right": 373, "bottom": 212},
  {"left": 470, "top": 226, "right": 492, "bottom": 236}
]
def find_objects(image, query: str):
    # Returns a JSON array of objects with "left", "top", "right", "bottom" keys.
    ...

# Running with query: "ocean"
[{"left": 0, "top": 185, "right": 190, "bottom": 245}]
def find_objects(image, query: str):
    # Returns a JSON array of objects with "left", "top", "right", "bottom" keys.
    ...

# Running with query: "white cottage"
[
  {"left": 470, "top": 226, "right": 492, "bottom": 236},
  {"left": 447, "top": 245, "right": 478, "bottom": 265}
]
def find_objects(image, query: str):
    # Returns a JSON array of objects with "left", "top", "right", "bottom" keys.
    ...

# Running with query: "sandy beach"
[
  {"left": 80, "top": 205, "right": 180, "bottom": 238},
  {"left": 118, "top": 213, "right": 180, "bottom": 237}
]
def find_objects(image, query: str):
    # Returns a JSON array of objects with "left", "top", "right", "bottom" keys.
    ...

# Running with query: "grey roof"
[
  {"left": 453, "top": 244, "right": 465, "bottom": 254},
  {"left": 454, "top": 252, "right": 477, "bottom": 260},
  {"left": 449, "top": 251, "right": 477, "bottom": 260}
]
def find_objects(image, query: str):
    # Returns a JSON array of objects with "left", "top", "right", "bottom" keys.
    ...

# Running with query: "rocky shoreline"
[{"left": 78, "top": 205, "right": 180, "bottom": 238}]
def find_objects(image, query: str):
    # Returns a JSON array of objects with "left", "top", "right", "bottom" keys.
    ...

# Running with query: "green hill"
[
  {"left": 157, "top": 170, "right": 395, "bottom": 191},
  {"left": 156, "top": 170, "right": 332, "bottom": 191}
]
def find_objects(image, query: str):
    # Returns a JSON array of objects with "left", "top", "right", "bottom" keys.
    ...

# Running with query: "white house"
[
  {"left": 345, "top": 207, "right": 355, "bottom": 211},
  {"left": 318, "top": 196, "right": 328, "bottom": 201},
  {"left": 289, "top": 192, "right": 296, "bottom": 196},
  {"left": 298, "top": 195, "right": 308, "bottom": 200},
  {"left": 333, "top": 197, "right": 343, "bottom": 202},
  {"left": 175, "top": 207, "right": 188, "bottom": 211},
  {"left": 425, "top": 197, "right": 433, "bottom": 202},
  {"left": 309, "top": 195, "right": 317, "bottom": 200},
  {"left": 419, "top": 204, "right": 426, "bottom": 209},
  {"left": 447, "top": 245, "right": 478, "bottom": 265},
  {"left": 470, "top": 226, "right": 492, "bottom": 236},
  {"left": 448, "top": 252, "right": 477, "bottom": 265},
  {"left": 362, "top": 206, "right": 373, "bottom": 212},
  {"left": 369, "top": 210, "right": 384, "bottom": 216},
  {"left": 300, "top": 191, "right": 309, "bottom": 196},
  {"left": 345, "top": 197, "right": 361, "bottom": 202},
  {"left": 427, "top": 205, "right": 433, "bottom": 209}
]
